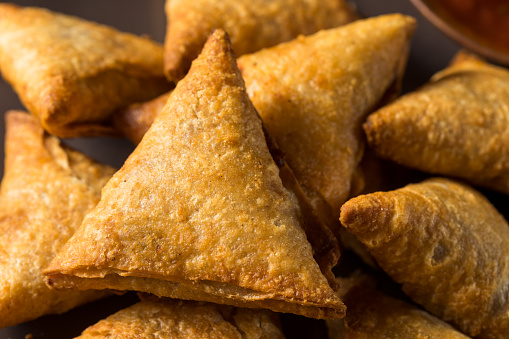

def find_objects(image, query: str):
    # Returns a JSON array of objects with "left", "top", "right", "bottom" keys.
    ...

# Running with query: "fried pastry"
[
  {"left": 0, "top": 3, "right": 171, "bottom": 138},
  {"left": 164, "top": 0, "right": 357, "bottom": 81},
  {"left": 237, "top": 14, "right": 416, "bottom": 219},
  {"left": 113, "top": 91, "right": 173, "bottom": 144},
  {"left": 111, "top": 62, "right": 340, "bottom": 288},
  {"left": 0, "top": 111, "right": 115, "bottom": 329},
  {"left": 340, "top": 178, "right": 509, "bottom": 338},
  {"left": 327, "top": 275, "right": 469, "bottom": 338},
  {"left": 75, "top": 298, "right": 284, "bottom": 339},
  {"left": 265, "top": 130, "right": 340, "bottom": 289},
  {"left": 364, "top": 51, "right": 509, "bottom": 195},
  {"left": 44, "top": 30, "right": 345, "bottom": 320}
]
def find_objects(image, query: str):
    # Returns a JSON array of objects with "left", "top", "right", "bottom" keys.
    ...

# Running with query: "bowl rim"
[{"left": 410, "top": 0, "right": 509, "bottom": 65}]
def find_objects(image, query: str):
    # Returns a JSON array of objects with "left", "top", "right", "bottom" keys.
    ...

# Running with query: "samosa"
[
  {"left": 0, "top": 4, "right": 171, "bottom": 138},
  {"left": 0, "top": 111, "right": 115, "bottom": 329},
  {"left": 237, "top": 14, "right": 416, "bottom": 220},
  {"left": 75, "top": 298, "right": 285, "bottom": 338},
  {"left": 340, "top": 178, "right": 509, "bottom": 338},
  {"left": 327, "top": 274, "right": 469, "bottom": 338},
  {"left": 164, "top": 0, "right": 357, "bottom": 81},
  {"left": 364, "top": 52, "right": 509, "bottom": 195},
  {"left": 44, "top": 30, "right": 345, "bottom": 319}
]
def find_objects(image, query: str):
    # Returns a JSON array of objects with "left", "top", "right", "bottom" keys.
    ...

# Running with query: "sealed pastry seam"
[
  {"left": 45, "top": 275, "right": 344, "bottom": 320},
  {"left": 47, "top": 269, "right": 340, "bottom": 307}
]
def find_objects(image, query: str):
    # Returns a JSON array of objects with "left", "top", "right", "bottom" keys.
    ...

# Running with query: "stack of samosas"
[{"left": 0, "top": 1, "right": 508, "bottom": 338}]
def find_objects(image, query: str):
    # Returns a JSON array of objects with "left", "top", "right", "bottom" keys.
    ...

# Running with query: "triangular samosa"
[
  {"left": 237, "top": 14, "right": 416, "bottom": 219},
  {"left": 0, "top": 111, "right": 115, "bottom": 329},
  {"left": 340, "top": 178, "right": 509, "bottom": 338},
  {"left": 75, "top": 298, "right": 285, "bottom": 338},
  {"left": 44, "top": 30, "right": 345, "bottom": 319},
  {"left": 0, "top": 4, "right": 171, "bottom": 138},
  {"left": 164, "top": 0, "right": 358, "bottom": 81},
  {"left": 364, "top": 51, "right": 509, "bottom": 195},
  {"left": 327, "top": 275, "right": 470, "bottom": 339}
]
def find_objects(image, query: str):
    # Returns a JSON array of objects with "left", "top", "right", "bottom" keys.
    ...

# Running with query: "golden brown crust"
[
  {"left": 44, "top": 30, "right": 345, "bottom": 319},
  {"left": 231, "top": 306, "right": 285, "bottom": 339},
  {"left": 364, "top": 52, "right": 509, "bottom": 194},
  {"left": 237, "top": 14, "right": 416, "bottom": 218},
  {"left": 328, "top": 276, "right": 470, "bottom": 339},
  {"left": 164, "top": 0, "right": 358, "bottom": 82},
  {"left": 448, "top": 50, "right": 488, "bottom": 68},
  {"left": 0, "top": 111, "right": 115, "bottom": 329},
  {"left": 263, "top": 126, "right": 340, "bottom": 290},
  {"left": 113, "top": 91, "right": 173, "bottom": 144},
  {"left": 0, "top": 3, "right": 171, "bottom": 138},
  {"left": 340, "top": 178, "right": 509, "bottom": 338},
  {"left": 75, "top": 299, "right": 285, "bottom": 339}
]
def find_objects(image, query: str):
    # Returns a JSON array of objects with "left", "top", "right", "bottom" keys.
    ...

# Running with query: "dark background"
[{"left": 0, "top": 0, "right": 463, "bottom": 338}]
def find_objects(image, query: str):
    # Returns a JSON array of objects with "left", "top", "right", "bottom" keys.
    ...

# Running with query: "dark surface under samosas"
[{"left": 0, "top": 0, "right": 492, "bottom": 338}]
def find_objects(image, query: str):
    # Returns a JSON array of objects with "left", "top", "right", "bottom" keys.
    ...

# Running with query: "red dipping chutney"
[{"left": 428, "top": 0, "right": 509, "bottom": 54}]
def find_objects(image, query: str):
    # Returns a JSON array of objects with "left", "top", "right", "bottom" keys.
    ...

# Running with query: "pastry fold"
[
  {"left": 44, "top": 30, "right": 345, "bottom": 319},
  {"left": 164, "top": 0, "right": 357, "bottom": 82},
  {"left": 0, "top": 111, "right": 115, "bottom": 329},
  {"left": 0, "top": 4, "right": 171, "bottom": 138},
  {"left": 364, "top": 52, "right": 509, "bottom": 194},
  {"left": 327, "top": 275, "right": 469, "bottom": 339},
  {"left": 340, "top": 178, "right": 509, "bottom": 338},
  {"left": 113, "top": 91, "right": 173, "bottom": 144},
  {"left": 75, "top": 298, "right": 284, "bottom": 339},
  {"left": 237, "top": 14, "right": 416, "bottom": 219}
]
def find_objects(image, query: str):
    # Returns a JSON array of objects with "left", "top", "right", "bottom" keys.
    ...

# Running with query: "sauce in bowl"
[{"left": 412, "top": 0, "right": 509, "bottom": 65}]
